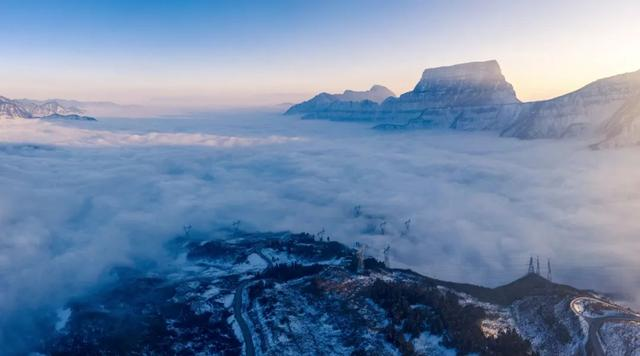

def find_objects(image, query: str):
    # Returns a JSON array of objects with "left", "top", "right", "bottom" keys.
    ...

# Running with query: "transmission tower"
[
  {"left": 183, "top": 224, "right": 192, "bottom": 237},
  {"left": 547, "top": 258, "right": 552, "bottom": 282},
  {"left": 536, "top": 256, "right": 540, "bottom": 275},
  {"left": 528, "top": 256, "right": 535, "bottom": 274},
  {"left": 379, "top": 221, "right": 387, "bottom": 235},
  {"left": 317, "top": 228, "right": 326, "bottom": 241},
  {"left": 353, "top": 205, "right": 362, "bottom": 218},
  {"left": 401, "top": 219, "right": 411, "bottom": 236},
  {"left": 232, "top": 220, "right": 240, "bottom": 235},
  {"left": 383, "top": 245, "right": 390, "bottom": 268},
  {"left": 356, "top": 243, "right": 367, "bottom": 272}
]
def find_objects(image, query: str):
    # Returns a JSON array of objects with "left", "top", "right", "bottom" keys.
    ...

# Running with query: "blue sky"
[{"left": 1, "top": 0, "right": 639, "bottom": 106}]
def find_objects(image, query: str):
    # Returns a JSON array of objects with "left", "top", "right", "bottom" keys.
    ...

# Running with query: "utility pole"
[
  {"left": 528, "top": 256, "right": 535, "bottom": 274},
  {"left": 547, "top": 258, "right": 552, "bottom": 282},
  {"left": 536, "top": 256, "right": 540, "bottom": 275}
]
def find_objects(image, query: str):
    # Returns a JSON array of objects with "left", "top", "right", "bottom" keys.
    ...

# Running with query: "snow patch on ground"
[
  {"left": 220, "top": 294, "right": 234, "bottom": 308},
  {"left": 600, "top": 321, "right": 640, "bottom": 355},
  {"left": 54, "top": 308, "right": 71, "bottom": 332},
  {"left": 412, "top": 332, "right": 456, "bottom": 356}
]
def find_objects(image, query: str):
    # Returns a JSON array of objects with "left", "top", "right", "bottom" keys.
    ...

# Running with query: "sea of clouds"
[{"left": 2, "top": 111, "right": 640, "bottom": 348}]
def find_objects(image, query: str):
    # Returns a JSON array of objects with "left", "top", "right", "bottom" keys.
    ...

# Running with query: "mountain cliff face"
[
  {"left": 285, "top": 85, "right": 395, "bottom": 116},
  {"left": 388, "top": 60, "right": 519, "bottom": 109}
]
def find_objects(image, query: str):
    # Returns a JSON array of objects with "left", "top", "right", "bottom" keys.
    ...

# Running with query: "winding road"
[
  {"left": 233, "top": 249, "right": 273, "bottom": 356},
  {"left": 234, "top": 280, "right": 256, "bottom": 356},
  {"left": 570, "top": 297, "right": 640, "bottom": 356}
]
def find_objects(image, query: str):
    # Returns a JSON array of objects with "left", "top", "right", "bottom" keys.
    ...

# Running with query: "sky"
[{"left": 1, "top": 0, "right": 640, "bottom": 106}]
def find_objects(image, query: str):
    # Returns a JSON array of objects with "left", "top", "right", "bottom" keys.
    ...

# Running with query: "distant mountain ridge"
[
  {"left": 0, "top": 95, "right": 95, "bottom": 121},
  {"left": 285, "top": 85, "right": 395, "bottom": 116},
  {"left": 286, "top": 61, "right": 640, "bottom": 148}
]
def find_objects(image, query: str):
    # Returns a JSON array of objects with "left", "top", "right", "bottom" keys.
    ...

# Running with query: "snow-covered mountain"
[
  {"left": 287, "top": 61, "right": 524, "bottom": 129},
  {"left": 285, "top": 61, "right": 640, "bottom": 148},
  {"left": 501, "top": 70, "right": 640, "bottom": 140},
  {"left": 0, "top": 96, "right": 32, "bottom": 119},
  {"left": 592, "top": 93, "right": 640, "bottom": 149},
  {"left": 0, "top": 96, "right": 95, "bottom": 120},
  {"left": 285, "top": 85, "right": 395, "bottom": 116}
]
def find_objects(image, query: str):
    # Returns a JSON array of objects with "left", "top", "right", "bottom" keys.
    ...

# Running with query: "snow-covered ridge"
[
  {"left": 501, "top": 70, "right": 640, "bottom": 141},
  {"left": 0, "top": 95, "right": 93, "bottom": 120}
]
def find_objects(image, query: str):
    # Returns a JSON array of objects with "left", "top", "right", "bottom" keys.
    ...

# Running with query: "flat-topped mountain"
[{"left": 401, "top": 60, "right": 520, "bottom": 108}]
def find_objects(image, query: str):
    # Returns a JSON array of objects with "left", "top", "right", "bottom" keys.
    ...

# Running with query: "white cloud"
[{"left": 1, "top": 112, "right": 640, "bottom": 348}]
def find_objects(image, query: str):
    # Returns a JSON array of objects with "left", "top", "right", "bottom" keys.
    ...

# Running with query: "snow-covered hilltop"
[
  {"left": 0, "top": 96, "right": 96, "bottom": 121},
  {"left": 286, "top": 61, "right": 640, "bottom": 148}
]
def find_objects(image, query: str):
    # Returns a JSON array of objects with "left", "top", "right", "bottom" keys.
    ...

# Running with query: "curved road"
[
  {"left": 570, "top": 297, "right": 640, "bottom": 356},
  {"left": 234, "top": 280, "right": 256, "bottom": 356},
  {"left": 233, "top": 249, "right": 272, "bottom": 356}
]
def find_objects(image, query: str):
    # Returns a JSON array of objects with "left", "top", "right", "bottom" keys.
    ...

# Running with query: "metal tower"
[
  {"left": 536, "top": 256, "right": 540, "bottom": 275},
  {"left": 379, "top": 221, "right": 387, "bottom": 235},
  {"left": 383, "top": 245, "right": 390, "bottom": 268},
  {"left": 183, "top": 224, "right": 192, "bottom": 237},
  {"left": 528, "top": 256, "right": 535, "bottom": 274},
  {"left": 547, "top": 259, "right": 552, "bottom": 281},
  {"left": 356, "top": 243, "right": 367, "bottom": 272},
  {"left": 401, "top": 219, "right": 411, "bottom": 236}
]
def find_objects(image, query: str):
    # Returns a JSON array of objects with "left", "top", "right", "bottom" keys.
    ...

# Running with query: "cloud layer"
[{"left": 2, "top": 112, "right": 640, "bottom": 348}]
